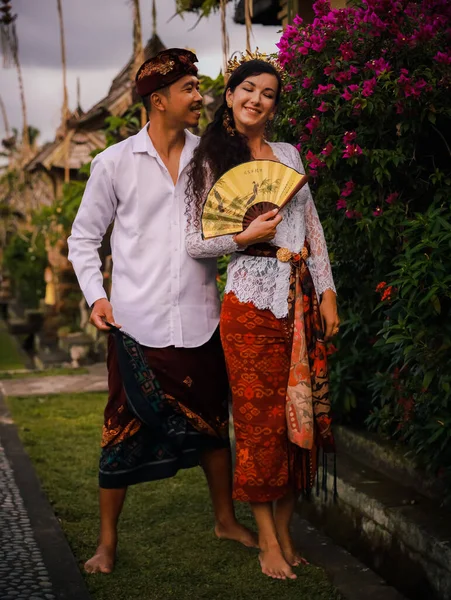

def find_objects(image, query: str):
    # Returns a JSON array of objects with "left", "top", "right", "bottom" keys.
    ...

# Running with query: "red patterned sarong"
[{"left": 220, "top": 244, "right": 335, "bottom": 503}]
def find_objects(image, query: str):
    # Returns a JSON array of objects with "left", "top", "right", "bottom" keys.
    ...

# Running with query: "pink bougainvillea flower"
[
  {"left": 395, "top": 102, "right": 404, "bottom": 114},
  {"left": 305, "top": 150, "right": 326, "bottom": 171},
  {"left": 348, "top": 84, "right": 360, "bottom": 92},
  {"left": 362, "top": 77, "right": 377, "bottom": 97},
  {"left": 373, "top": 207, "right": 383, "bottom": 216},
  {"left": 305, "top": 115, "right": 321, "bottom": 133},
  {"left": 343, "top": 131, "right": 357, "bottom": 144},
  {"left": 324, "top": 59, "right": 337, "bottom": 76},
  {"left": 336, "top": 198, "right": 347, "bottom": 210},
  {"left": 289, "top": 118, "right": 298, "bottom": 126},
  {"left": 340, "top": 180, "right": 355, "bottom": 196},
  {"left": 302, "top": 77, "right": 314, "bottom": 88},
  {"left": 298, "top": 98, "right": 308, "bottom": 109},
  {"left": 321, "top": 141, "right": 334, "bottom": 156},
  {"left": 317, "top": 101, "right": 329, "bottom": 112},
  {"left": 313, "top": 83, "right": 336, "bottom": 96},
  {"left": 335, "top": 70, "right": 353, "bottom": 83},
  {"left": 341, "top": 88, "right": 353, "bottom": 101},
  {"left": 385, "top": 192, "right": 399, "bottom": 204},
  {"left": 284, "top": 83, "right": 294, "bottom": 92},
  {"left": 366, "top": 57, "right": 391, "bottom": 75},
  {"left": 434, "top": 51, "right": 451, "bottom": 65},
  {"left": 339, "top": 41, "right": 356, "bottom": 60},
  {"left": 312, "top": 0, "right": 331, "bottom": 18},
  {"left": 343, "top": 144, "right": 363, "bottom": 158}
]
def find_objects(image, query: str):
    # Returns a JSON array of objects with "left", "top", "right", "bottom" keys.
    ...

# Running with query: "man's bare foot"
[
  {"left": 278, "top": 533, "right": 309, "bottom": 567},
  {"left": 84, "top": 544, "right": 116, "bottom": 574},
  {"left": 215, "top": 521, "right": 259, "bottom": 548},
  {"left": 258, "top": 545, "right": 297, "bottom": 580}
]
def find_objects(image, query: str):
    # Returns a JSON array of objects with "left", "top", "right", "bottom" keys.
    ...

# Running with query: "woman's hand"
[
  {"left": 234, "top": 209, "right": 283, "bottom": 247},
  {"left": 320, "top": 289, "right": 340, "bottom": 341}
]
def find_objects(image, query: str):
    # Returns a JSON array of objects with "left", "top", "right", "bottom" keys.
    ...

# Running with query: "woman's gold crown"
[{"left": 226, "top": 48, "right": 285, "bottom": 78}]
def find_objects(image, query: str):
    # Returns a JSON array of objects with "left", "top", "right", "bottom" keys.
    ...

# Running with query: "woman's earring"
[{"left": 223, "top": 108, "right": 236, "bottom": 136}]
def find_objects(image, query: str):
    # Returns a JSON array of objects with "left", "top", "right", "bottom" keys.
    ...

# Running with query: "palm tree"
[{"left": 0, "top": 0, "right": 30, "bottom": 155}]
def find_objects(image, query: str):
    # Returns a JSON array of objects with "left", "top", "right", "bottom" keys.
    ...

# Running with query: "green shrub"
[
  {"left": 3, "top": 231, "right": 47, "bottom": 308},
  {"left": 274, "top": 0, "right": 451, "bottom": 493}
]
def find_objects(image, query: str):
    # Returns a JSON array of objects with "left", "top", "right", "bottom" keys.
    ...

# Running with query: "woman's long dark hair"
[{"left": 186, "top": 59, "right": 282, "bottom": 226}]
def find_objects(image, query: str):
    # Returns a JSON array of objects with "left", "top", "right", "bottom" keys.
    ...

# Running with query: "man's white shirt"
[{"left": 68, "top": 124, "right": 220, "bottom": 348}]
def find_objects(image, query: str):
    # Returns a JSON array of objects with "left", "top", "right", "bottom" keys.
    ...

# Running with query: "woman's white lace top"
[{"left": 185, "top": 142, "right": 336, "bottom": 319}]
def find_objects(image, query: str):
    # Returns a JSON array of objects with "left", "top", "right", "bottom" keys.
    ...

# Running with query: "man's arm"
[{"left": 67, "top": 155, "right": 120, "bottom": 331}]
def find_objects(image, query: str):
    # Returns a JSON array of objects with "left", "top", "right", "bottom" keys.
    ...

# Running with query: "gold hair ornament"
[{"left": 226, "top": 48, "right": 285, "bottom": 79}]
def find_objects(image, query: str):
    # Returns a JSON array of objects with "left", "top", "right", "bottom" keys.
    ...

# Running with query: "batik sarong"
[
  {"left": 99, "top": 327, "right": 229, "bottom": 488},
  {"left": 220, "top": 243, "right": 335, "bottom": 503}
]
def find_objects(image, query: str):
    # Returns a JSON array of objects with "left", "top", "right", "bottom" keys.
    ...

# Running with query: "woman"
[{"left": 185, "top": 58, "right": 339, "bottom": 581}]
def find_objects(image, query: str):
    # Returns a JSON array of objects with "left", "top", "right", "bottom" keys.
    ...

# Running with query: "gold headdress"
[{"left": 226, "top": 48, "right": 285, "bottom": 79}]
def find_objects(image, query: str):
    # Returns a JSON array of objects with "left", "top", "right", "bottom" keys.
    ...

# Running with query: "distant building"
[{"left": 234, "top": 0, "right": 347, "bottom": 26}]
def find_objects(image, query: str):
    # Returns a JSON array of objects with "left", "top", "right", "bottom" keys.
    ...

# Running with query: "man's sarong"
[
  {"left": 220, "top": 244, "right": 335, "bottom": 503},
  {"left": 99, "top": 328, "right": 229, "bottom": 489}
]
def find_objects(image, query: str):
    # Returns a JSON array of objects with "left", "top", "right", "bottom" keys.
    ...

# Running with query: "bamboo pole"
[
  {"left": 56, "top": 0, "right": 70, "bottom": 183},
  {"left": 245, "top": 0, "right": 253, "bottom": 53},
  {"left": 131, "top": 0, "right": 144, "bottom": 78},
  {"left": 220, "top": 0, "right": 229, "bottom": 76}
]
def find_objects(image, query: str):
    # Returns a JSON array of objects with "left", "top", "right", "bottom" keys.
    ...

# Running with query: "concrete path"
[
  {"left": 0, "top": 363, "right": 108, "bottom": 398},
  {"left": 0, "top": 392, "right": 91, "bottom": 600}
]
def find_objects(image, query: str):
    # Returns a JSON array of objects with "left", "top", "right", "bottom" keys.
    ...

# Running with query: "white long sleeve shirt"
[{"left": 68, "top": 124, "right": 225, "bottom": 348}]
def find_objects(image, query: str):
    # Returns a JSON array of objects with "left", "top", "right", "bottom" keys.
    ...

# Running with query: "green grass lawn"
[
  {"left": 0, "top": 366, "right": 89, "bottom": 380},
  {"left": 0, "top": 325, "right": 27, "bottom": 370},
  {"left": 7, "top": 393, "right": 342, "bottom": 600}
]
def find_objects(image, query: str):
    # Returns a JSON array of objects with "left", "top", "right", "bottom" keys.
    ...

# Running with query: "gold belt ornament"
[{"left": 276, "top": 247, "right": 309, "bottom": 263}]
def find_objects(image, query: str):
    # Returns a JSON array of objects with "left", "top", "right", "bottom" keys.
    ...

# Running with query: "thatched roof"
[
  {"left": 74, "top": 33, "right": 166, "bottom": 130},
  {"left": 26, "top": 33, "right": 166, "bottom": 176},
  {"left": 26, "top": 130, "right": 106, "bottom": 173}
]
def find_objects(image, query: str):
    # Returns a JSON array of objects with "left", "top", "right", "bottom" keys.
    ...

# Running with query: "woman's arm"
[{"left": 291, "top": 146, "right": 339, "bottom": 338}]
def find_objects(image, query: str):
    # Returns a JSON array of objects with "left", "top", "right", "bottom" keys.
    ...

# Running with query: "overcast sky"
[{"left": 0, "top": 0, "right": 281, "bottom": 143}]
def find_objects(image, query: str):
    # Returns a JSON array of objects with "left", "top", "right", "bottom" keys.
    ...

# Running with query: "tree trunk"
[
  {"left": 0, "top": 94, "right": 11, "bottom": 138},
  {"left": 220, "top": 0, "right": 229, "bottom": 75},
  {"left": 131, "top": 0, "right": 144, "bottom": 80},
  {"left": 15, "top": 53, "right": 30, "bottom": 155},
  {"left": 56, "top": 0, "right": 70, "bottom": 183}
]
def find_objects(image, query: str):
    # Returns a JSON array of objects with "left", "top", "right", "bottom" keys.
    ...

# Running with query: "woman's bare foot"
[
  {"left": 84, "top": 544, "right": 116, "bottom": 574},
  {"left": 215, "top": 520, "right": 259, "bottom": 548},
  {"left": 258, "top": 544, "right": 297, "bottom": 580},
  {"left": 278, "top": 533, "right": 309, "bottom": 567}
]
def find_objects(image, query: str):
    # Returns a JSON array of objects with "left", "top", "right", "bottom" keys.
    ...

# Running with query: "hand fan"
[{"left": 201, "top": 160, "right": 309, "bottom": 240}]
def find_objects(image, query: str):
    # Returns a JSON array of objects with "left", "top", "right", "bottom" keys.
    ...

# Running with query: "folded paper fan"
[{"left": 201, "top": 160, "right": 309, "bottom": 240}]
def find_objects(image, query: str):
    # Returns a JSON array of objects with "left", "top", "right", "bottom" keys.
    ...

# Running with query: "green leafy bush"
[
  {"left": 274, "top": 0, "right": 451, "bottom": 493},
  {"left": 3, "top": 231, "right": 47, "bottom": 308}
]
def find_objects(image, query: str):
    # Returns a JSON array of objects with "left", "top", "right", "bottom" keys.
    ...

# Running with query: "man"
[{"left": 68, "top": 49, "right": 256, "bottom": 575}]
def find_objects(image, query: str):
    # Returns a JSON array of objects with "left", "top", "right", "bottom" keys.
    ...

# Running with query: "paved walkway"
[
  {"left": 0, "top": 385, "right": 92, "bottom": 600},
  {"left": 0, "top": 364, "right": 108, "bottom": 398},
  {"left": 0, "top": 439, "right": 56, "bottom": 600}
]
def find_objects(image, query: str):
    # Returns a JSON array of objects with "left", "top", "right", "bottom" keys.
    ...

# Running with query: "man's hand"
[
  {"left": 320, "top": 289, "right": 340, "bottom": 341},
  {"left": 90, "top": 298, "right": 121, "bottom": 332},
  {"left": 234, "top": 209, "right": 283, "bottom": 247}
]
